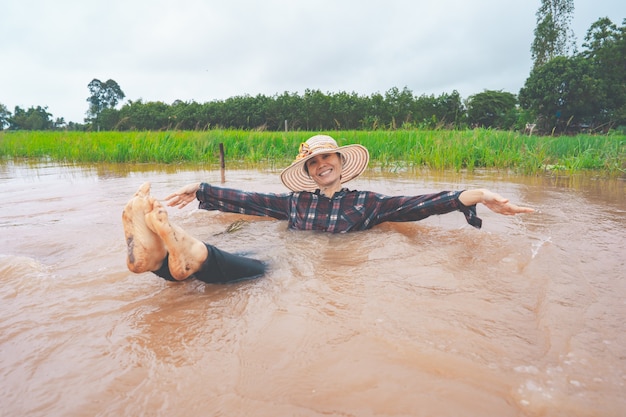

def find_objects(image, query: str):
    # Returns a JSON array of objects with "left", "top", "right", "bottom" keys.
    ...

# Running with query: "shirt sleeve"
[
  {"left": 195, "top": 183, "right": 291, "bottom": 221},
  {"left": 374, "top": 190, "right": 482, "bottom": 229}
]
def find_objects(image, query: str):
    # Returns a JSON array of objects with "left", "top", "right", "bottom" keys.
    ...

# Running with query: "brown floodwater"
[{"left": 1, "top": 161, "right": 625, "bottom": 417}]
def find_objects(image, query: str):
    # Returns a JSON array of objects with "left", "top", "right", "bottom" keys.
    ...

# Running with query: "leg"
[
  {"left": 145, "top": 199, "right": 209, "bottom": 281},
  {"left": 122, "top": 182, "right": 168, "bottom": 273}
]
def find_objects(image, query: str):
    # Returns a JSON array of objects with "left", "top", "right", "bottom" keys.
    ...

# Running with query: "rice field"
[{"left": 0, "top": 129, "right": 624, "bottom": 176}]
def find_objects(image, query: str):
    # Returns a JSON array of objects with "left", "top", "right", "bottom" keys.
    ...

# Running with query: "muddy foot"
[
  {"left": 145, "top": 199, "right": 208, "bottom": 281},
  {"left": 122, "top": 182, "right": 167, "bottom": 273}
]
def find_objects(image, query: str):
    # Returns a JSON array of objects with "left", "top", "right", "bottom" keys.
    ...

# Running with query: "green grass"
[{"left": 1, "top": 129, "right": 624, "bottom": 176}]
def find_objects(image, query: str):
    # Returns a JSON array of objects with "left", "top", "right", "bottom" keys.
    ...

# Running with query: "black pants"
[{"left": 153, "top": 243, "right": 265, "bottom": 284}]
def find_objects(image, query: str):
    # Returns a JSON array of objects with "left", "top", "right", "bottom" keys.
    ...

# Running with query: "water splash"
[{"left": 531, "top": 236, "right": 551, "bottom": 259}]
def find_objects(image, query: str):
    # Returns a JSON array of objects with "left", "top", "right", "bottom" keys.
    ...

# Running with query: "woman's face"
[{"left": 305, "top": 152, "right": 343, "bottom": 188}]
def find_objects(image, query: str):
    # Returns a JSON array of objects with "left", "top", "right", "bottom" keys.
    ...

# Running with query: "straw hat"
[{"left": 280, "top": 135, "right": 369, "bottom": 192}]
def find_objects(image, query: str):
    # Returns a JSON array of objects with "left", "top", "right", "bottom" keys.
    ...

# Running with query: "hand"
[
  {"left": 459, "top": 189, "right": 534, "bottom": 216},
  {"left": 164, "top": 182, "right": 201, "bottom": 209},
  {"left": 480, "top": 189, "right": 535, "bottom": 215}
]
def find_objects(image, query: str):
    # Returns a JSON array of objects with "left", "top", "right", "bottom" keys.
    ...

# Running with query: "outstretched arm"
[
  {"left": 164, "top": 182, "right": 292, "bottom": 221},
  {"left": 459, "top": 189, "right": 534, "bottom": 216},
  {"left": 164, "top": 182, "right": 201, "bottom": 209}
]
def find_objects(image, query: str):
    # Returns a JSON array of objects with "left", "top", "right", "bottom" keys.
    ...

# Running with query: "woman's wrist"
[{"left": 459, "top": 189, "right": 485, "bottom": 206}]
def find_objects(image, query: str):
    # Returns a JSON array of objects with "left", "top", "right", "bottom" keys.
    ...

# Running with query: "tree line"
[
  {"left": 1, "top": 4, "right": 624, "bottom": 135},
  {"left": 93, "top": 88, "right": 475, "bottom": 132}
]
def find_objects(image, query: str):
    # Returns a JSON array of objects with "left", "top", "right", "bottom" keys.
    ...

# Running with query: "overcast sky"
[{"left": 1, "top": 0, "right": 624, "bottom": 124}]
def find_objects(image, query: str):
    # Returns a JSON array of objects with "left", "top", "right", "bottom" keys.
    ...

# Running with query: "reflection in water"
[{"left": 0, "top": 162, "right": 625, "bottom": 417}]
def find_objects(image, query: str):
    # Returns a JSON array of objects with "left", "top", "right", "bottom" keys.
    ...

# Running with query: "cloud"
[{"left": 1, "top": 0, "right": 624, "bottom": 123}]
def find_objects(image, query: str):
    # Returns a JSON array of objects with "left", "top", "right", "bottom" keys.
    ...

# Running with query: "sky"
[{"left": 1, "top": 0, "right": 625, "bottom": 124}]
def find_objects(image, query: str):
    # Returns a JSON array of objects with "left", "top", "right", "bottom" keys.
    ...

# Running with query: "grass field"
[{"left": 1, "top": 129, "right": 624, "bottom": 176}]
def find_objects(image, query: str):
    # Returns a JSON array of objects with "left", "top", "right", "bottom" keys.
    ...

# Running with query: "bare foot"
[
  {"left": 122, "top": 182, "right": 167, "bottom": 273},
  {"left": 145, "top": 199, "right": 208, "bottom": 281}
]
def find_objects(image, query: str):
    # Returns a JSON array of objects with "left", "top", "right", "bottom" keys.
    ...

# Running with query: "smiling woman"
[
  {"left": 164, "top": 134, "right": 534, "bottom": 236},
  {"left": 122, "top": 135, "right": 533, "bottom": 285}
]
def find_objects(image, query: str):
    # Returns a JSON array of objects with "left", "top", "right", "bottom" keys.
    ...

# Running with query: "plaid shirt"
[{"left": 197, "top": 183, "right": 482, "bottom": 233}]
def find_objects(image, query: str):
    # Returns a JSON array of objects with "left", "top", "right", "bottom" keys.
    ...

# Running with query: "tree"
[
  {"left": 53, "top": 117, "right": 66, "bottom": 129},
  {"left": 385, "top": 87, "right": 415, "bottom": 128},
  {"left": 86, "top": 79, "right": 125, "bottom": 121},
  {"left": 0, "top": 103, "right": 10, "bottom": 130},
  {"left": 466, "top": 90, "right": 518, "bottom": 129},
  {"left": 113, "top": 99, "right": 172, "bottom": 130},
  {"left": 433, "top": 90, "right": 465, "bottom": 128},
  {"left": 170, "top": 100, "right": 207, "bottom": 130},
  {"left": 519, "top": 56, "right": 600, "bottom": 134},
  {"left": 330, "top": 91, "right": 366, "bottom": 130},
  {"left": 531, "top": 0, "right": 576, "bottom": 68},
  {"left": 9, "top": 105, "right": 55, "bottom": 130},
  {"left": 582, "top": 17, "right": 626, "bottom": 128},
  {"left": 302, "top": 89, "right": 332, "bottom": 130}
]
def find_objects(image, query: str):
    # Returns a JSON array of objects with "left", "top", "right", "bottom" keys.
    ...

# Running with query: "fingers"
[
  {"left": 163, "top": 193, "right": 181, "bottom": 205},
  {"left": 498, "top": 203, "right": 535, "bottom": 215},
  {"left": 513, "top": 205, "right": 535, "bottom": 214},
  {"left": 483, "top": 198, "right": 534, "bottom": 216},
  {"left": 165, "top": 195, "right": 191, "bottom": 209},
  {"left": 162, "top": 183, "right": 201, "bottom": 209}
]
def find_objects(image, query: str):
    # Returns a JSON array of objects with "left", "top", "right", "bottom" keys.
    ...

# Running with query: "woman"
[
  {"left": 123, "top": 135, "right": 533, "bottom": 284},
  {"left": 166, "top": 135, "right": 534, "bottom": 232}
]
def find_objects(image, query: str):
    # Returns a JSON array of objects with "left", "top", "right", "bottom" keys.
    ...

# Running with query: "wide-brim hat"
[{"left": 280, "top": 135, "right": 369, "bottom": 192}]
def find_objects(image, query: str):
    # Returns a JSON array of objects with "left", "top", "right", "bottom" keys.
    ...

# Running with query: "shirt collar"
[{"left": 313, "top": 188, "right": 350, "bottom": 198}]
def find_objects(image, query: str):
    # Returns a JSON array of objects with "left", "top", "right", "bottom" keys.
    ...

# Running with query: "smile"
[{"left": 318, "top": 168, "right": 333, "bottom": 177}]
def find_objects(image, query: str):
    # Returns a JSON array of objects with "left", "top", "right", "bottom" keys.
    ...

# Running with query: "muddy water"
[{"left": 0, "top": 161, "right": 625, "bottom": 417}]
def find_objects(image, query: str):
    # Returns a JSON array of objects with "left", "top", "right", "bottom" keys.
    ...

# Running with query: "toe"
[{"left": 135, "top": 182, "right": 151, "bottom": 198}]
